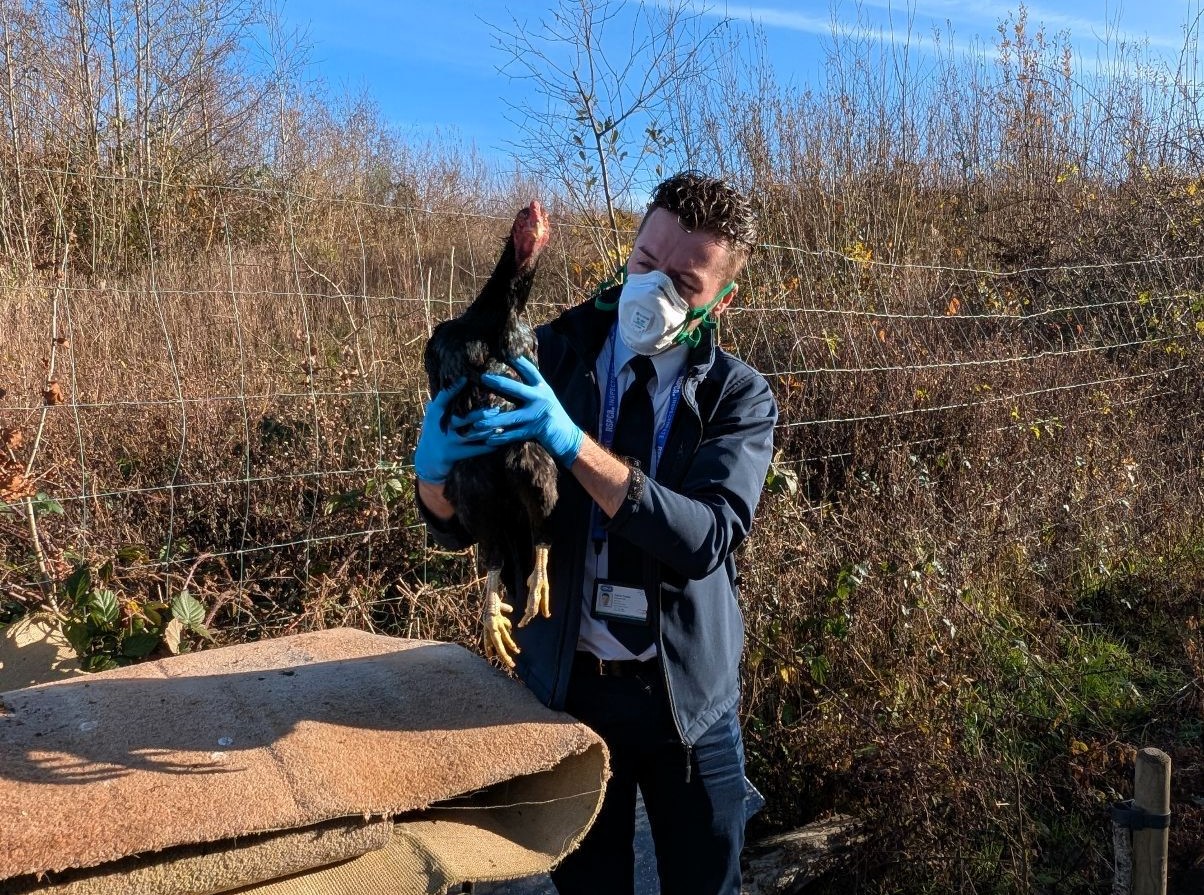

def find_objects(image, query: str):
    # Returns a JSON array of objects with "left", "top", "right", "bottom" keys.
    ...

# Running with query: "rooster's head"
[{"left": 512, "top": 200, "right": 550, "bottom": 273}]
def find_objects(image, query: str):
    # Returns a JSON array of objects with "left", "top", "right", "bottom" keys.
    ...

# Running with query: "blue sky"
[{"left": 277, "top": 0, "right": 1202, "bottom": 163}]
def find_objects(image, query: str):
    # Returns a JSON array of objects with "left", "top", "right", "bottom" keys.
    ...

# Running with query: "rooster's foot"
[
  {"left": 519, "top": 544, "right": 551, "bottom": 627},
  {"left": 481, "top": 569, "right": 519, "bottom": 669}
]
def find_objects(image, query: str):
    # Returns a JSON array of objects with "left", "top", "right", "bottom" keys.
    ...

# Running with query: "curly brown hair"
[{"left": 646, "top": 170, "right": 757, "bottom": 274}]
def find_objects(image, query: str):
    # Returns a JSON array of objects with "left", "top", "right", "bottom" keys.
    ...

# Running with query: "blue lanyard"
[{"left": 592, "top": 328, "right": 684, "bottom": 548}]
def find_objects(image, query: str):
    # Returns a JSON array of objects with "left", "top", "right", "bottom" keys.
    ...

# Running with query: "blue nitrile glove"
[
  {"left": 475, "top": 356, "right": 584, "bottom": 467},
  {"left": 413, "top": 378, "right": 498, "bottom": 485}
]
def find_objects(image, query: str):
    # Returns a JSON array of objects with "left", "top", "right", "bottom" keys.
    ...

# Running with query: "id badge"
[{"left": 591, "top": 579, "right": 650, "bottom": 625}]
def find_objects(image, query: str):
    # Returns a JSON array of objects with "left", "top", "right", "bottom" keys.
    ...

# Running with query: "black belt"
[{"left": 572, "top": 651, "right": 657, "bottom": 679}]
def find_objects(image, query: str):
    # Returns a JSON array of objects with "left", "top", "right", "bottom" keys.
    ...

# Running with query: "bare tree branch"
[{"left": 491, "top": 0, "right": 728, "bottom": 267}]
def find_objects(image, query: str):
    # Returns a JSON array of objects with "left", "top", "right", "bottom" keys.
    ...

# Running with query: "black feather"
[{"left": 422, "top": 204, "right": 558, "bottom": 581}]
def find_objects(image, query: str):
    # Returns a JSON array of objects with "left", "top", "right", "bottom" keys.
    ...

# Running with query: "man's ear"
[{"left": 711, "top": 282, "right": 738, "bottom": 318}]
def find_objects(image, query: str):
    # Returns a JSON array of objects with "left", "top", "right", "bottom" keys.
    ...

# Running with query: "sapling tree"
[{"left": 492, "top": 0, "right": 727, "bottom": 265}]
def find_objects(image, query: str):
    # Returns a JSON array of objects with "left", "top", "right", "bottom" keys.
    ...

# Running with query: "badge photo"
[{"left": 591, "top": 580, "right": 650, "bottom": 625}]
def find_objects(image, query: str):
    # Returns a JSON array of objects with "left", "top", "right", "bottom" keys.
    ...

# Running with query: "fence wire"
[{"left": 0, "top": 171, "right": 1200, "bottom": 625}]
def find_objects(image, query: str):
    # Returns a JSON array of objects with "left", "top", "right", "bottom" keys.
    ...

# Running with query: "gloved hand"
[
  {"left": 476, "top": 356, "right": 584, "bottom": 467},
  {"left": 413, "top": 378, "right": 498, "bottom": 485}
]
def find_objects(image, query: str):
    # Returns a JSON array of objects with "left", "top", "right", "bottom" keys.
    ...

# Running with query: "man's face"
[{"left": 625, "top": 207, "right": 739, "bottom": 318}]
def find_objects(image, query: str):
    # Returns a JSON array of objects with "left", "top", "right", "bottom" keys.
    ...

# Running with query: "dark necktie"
[{"left": 606, "top": 355, "right": 656, "bottom": 654}]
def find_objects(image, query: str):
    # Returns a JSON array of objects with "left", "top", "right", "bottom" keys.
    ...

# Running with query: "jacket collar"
[{"left": 552, "top": 287, "right": 718, "bottom": 379}]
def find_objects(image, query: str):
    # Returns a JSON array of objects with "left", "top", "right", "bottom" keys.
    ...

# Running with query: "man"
[{"left": 413, "top": 172, "right": 777, "bottom": 895}]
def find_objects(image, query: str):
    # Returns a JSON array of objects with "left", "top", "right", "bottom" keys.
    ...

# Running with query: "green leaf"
[
  {"left": 64, "top": 620, "right": 93, "bottom": 656},
  {"left": 324, "top": 489, "right": 363, "bottom": 515},
  {"left": 824, "top": 615, "right": 851, "bottom": 639},
  {"left": 63, "top": 564, "right": 91, "bottom": 604},
  {"left": 121, "top": 631, "right": 160, "bottom": 658},
  {"left": 809, "top": 655, "right": 831, "bottom": 684},
  {"left": 116, "top": 544, "right": 149, "bottom": 562},
  {"left": 764, "top": 461, "right": 798, "bottom": 496},
  {"left": 84, "top": 655, "right": 117, "bottom": 672},
  {"left": 32, "top": 492, "right": 63, "bottom": 516},
  {"left": 171, "top": 590, "right": 205, "bottom": 628},
  {"left": 89, "top": 589, "right": 119, "bottom": 627}
]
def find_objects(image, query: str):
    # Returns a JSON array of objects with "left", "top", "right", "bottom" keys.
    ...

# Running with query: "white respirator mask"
[{"left": 616, "top": 270, "right": 735, "bottom": 356}]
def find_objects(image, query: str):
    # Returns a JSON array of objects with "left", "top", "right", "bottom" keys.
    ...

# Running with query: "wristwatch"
[{"left": 623, "top": 462, "right": 646, "bottom": 507}]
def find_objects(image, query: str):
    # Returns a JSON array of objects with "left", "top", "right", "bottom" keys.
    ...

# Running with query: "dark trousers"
[{"left": 551, "top": 658, "right": 746, "bottom": 895}]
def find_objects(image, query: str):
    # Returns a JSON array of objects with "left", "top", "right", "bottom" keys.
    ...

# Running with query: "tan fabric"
[
  {"left": 0, "top": 628, "right": 607, "bottom": 892},
  {"left": 0, "top": 816, "right": 393, "bottom": 895},
  {"left": 233, "top": 748, "right": 607, "bottom": 895}
]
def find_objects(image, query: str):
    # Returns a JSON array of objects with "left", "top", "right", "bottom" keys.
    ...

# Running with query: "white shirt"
[{"left": 577, "top": 327, "right": 689, "bottom": 661}]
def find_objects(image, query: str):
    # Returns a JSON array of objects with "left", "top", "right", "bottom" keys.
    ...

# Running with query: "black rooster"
[{"left": 423, "top": 201, "right": 557, "bottom": 667}]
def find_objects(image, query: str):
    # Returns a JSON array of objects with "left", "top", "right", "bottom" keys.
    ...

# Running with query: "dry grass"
[{"left": 1, "top": 3, "right": 1203, "bottom": 892}]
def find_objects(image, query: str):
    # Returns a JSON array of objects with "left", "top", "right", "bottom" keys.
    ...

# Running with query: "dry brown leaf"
[
  {"left": 2, "top": 428, "right": 23, "bottom": 451},
  {"left": 946, "top": 297, "right": 961, "bottom": 316},
  {"left": 0, "top": 386, "right": 7, "bottom": 400},
  {"left": 43, "top": 380, "right": 65, "bottom": 406},
  {"left": 0, "top": 470, "right": 34, "bottom": 502},
  {"left": 162, "top": 617, "right": 184, "bottom": 655},
  {"left": 53, "top": 336, "right": 70, "bottom": 349}
]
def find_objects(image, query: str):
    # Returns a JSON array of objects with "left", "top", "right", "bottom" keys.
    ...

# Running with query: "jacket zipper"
[
  {"left": 655, "top": 573, "right": 692, "bottom": 783},
  {"left": 656, "top": 367, "right": 702, "bottom": 783}
]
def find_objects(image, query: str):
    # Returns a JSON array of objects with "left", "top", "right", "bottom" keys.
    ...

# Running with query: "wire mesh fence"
[
  {"left": 1, "top": 122, "right": 1203, "bottom": 895},
  {"left": 1, "top": 170, "right": 1200, "bottom": 623}
]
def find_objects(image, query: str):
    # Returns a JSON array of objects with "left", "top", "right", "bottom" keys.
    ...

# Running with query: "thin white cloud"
[
  {"left": 699, "top": 4, "right": 833, "bottom": 35},
  {"left": 680, "top": 0, "right": 1185, "bottom": 54},
  {"left": 681, "top": 2, "right": 984, "bottom": 55},
  {"left": 851, "top": 0, "right": 1186, "bottom": 50}
]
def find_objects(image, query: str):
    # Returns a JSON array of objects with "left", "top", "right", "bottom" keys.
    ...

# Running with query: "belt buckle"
[{"left": 597, "top": 657, "right": 611, "bottom": 677}]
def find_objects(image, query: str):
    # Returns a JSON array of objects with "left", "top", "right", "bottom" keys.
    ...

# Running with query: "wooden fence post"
[{"left": 1131, "top": 747, "right": 1171, "bottom": 895}]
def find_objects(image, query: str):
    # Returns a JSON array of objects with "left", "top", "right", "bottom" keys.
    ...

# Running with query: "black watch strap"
[{"left": 624, "top": 463, "right": 646, "bottom": 507}]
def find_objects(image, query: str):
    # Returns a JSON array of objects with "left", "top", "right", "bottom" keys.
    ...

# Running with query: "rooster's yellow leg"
[
  {"left": 518, "top": 544, "right": 551, "bottom": 628},
  {"left": 481, "top": 569, "right": 519, "bottom": 669}
]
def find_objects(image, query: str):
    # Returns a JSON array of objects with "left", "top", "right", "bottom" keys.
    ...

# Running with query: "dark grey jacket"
[{"left": 420, "top": 292, "right": 777, "bottom": 745}]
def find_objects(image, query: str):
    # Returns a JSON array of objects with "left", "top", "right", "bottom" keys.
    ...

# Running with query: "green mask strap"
[
  {"left": 674, "top": 281, "right": 736, "bottom": 348},
  {"left": 592, "top": 265, "right": 627, "bottom": 311}
]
